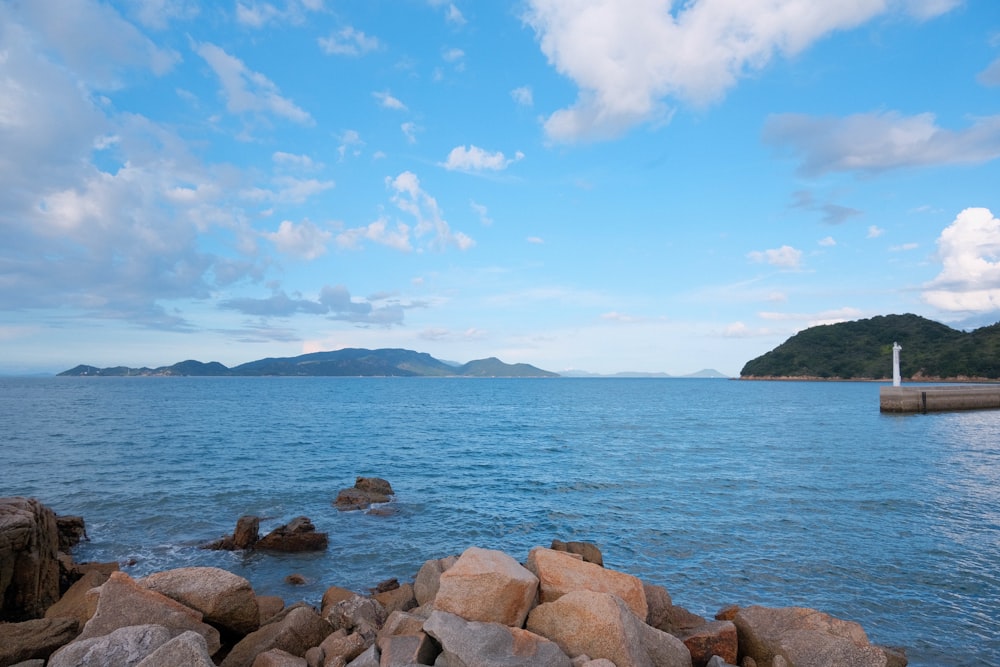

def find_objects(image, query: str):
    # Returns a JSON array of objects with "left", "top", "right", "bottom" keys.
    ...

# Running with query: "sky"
[{"left": 2, "top": 0, "right": 1000, "bottom": 376}]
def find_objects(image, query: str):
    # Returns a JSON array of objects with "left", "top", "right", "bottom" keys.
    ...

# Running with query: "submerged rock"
[{"left": 334, "top": 476, "right": 394, "bottom": 511}]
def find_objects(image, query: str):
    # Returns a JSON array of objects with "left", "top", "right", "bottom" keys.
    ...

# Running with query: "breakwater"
[{"left": 879, "top": 384, "right": 1000, "bottom": 413}]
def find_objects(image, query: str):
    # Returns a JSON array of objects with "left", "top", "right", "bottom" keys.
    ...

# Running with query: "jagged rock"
[
  {"left": 413, "top": 555, "right": 458, "bottom": 606},
  {"left": 55, "top": 516, "right": 87, "bottom": 552},
  {"left": 378, "top": 610, "right": 428, "bottom": 641},
  {"left": 140, "top": 566, "right": 260, "bottom": 636},
  {"left": 255, "top": 517, "right": 328, "bottom": 552},
  {"left": 76, "top": 571, "right": 221, "bottom": 656},
  {"left": 316, "top": 629, "right": 368, "bottom": 665},
  {"left": 424, "top": 609, "right": 570, "bottom": 667},
  {"left": 550, "top": 540, "right": 604, "bottom": 567},
  {"left": 204, "top": 516, "right": 260, "bottom": 551},
  {"left": 135, "top": 630, "right": 215, "bottom": 667},
  {"left": 325, "top": 595, "right": 386, "bottom": 644},
  {"left": 47, "top": 623, "right": 173, "bottom": 667},
  {"left": 526, "top": 547, "right": 648, "bottom": 620},
  {"left": 0, "top": 497, "right": 62, "bottom": 621},
  {"left": 45, "top": 568, "right": 108, "bottom": 625},
  {"left": 334, "top": 477, "right": 394, "bottom": 511},
  {"left": 0, "top": 616, "right": 80, "bottom": 665},
  {"left": 434, "top": 546, "right": 539, "bottom": 627},
  {"left": 221, "top": 603, "right": 332, "bottom": 667},
  {"left": 345, "top": 644, "right": 379, "bottom": 667},
  {"left": 526, "top": 589, "right": 692, "bottom": 667},
  {"left": 377, "top": 633, "right": 439, "bottom": 666},
  {"left": 733, "top": 605, "right": 899, "bottom": 667},
  {"left": 675, "top": 620, "right": 737, "bottom": 667},
  {"left": 251, "top": 648, "right": 308, "bottom": 666},
  {"left": 320, "top": 585, "right": 356, "bottom": 619}
]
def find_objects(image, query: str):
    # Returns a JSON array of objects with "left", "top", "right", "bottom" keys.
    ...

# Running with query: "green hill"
[{"left": 740, "top": 314, "right": 1000, "bottom": 380}]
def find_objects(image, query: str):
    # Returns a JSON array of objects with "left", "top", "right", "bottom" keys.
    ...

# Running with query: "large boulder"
[
  {"left": 424, "top": 609, "right": 571, "bottom": 667},
  {"left": 47, "top": 623, "right": 173, "bottom": 667},
  {"left": 135, "top": 630, "right": 215, "bottom": 667},
  {"left": 413, "top": 555, "right": 458, "bottom": 606},
  {"left": 0, "top": 497, "right": 61, "bottom": 621},
  {"left": 550, "top": 539, "right": 604, "bottom": 567},
  {"left": 45, "top": 568, "right": 109, "bottom": 625},
  {"left": 434, "top": 546, "right": 539, "bottom": 627},
  {"left": 675, "top": 620, "right": 738, "bottom": 667},
  {"left": 526, "top": 589, "right": 692, "bottom": 667},
  {"left": 140, "top": 566, "right": 260, "bottom": 636},
  {"left": 526, "top": 547, "right": 648, "bottom": 620},
  {"left": 256, "top": 517, "right": 328, "bottom": 552},
  {"left": 0, "top": 616, "right": 80, "bottom": 665},
  {"left": 204, "top": 516, "right": 261, "bottom": 551},
  {"left": 733, "top": 605, "right": 899, "bottom": 667},
  {"left": 325, "top": 595, "right": 387, "bottom": 644},
  {"left": 76, "top": 571, "right": 221, "bottom": 656},
  {"left": 333, "top": 477, "right": 394, "bottom": 511},
  {"left": 221, "top": 603, "right": 332, "bottom": 667}
]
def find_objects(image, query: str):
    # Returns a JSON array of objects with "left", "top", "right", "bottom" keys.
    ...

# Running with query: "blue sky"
[{"left": 2, "top": 0, "right": 999, "bottom": 376}]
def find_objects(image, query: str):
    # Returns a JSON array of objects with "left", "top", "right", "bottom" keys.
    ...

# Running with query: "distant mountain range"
[
  {"left": 59, "top": 348, "right": 559, "bottom": 378},
  {"left": 740, "top": 313, "right": 1000, "bottom": 380},
  {"left": 559, "top": 369, "right": 730, "bottom": 378}
]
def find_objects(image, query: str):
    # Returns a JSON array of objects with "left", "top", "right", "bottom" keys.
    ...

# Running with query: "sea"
[{"left": 2, "top": 376, "right": 998, "bottom": 665}]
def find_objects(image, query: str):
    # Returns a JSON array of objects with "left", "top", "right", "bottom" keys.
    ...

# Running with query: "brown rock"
[
  {"left": 222, "top": 603, "right": 333, "bottom": 667},
  {"left": 435, "top": 546, "right": 539, "bottom": 627},
  {"left": 644, "top": 583, "right": 674, "bottom": 628},
  {"left": 378, "top": 633, "right": 440, "bottom": 666},
  {"left": 320, "top": 586, "right": 355, "bottom": 618},
  {"left": 526, "top": 547, "right": 648, "bottom": 620},
  {"left": 45, "top": 568, "right": 108, "bottom": 625},
  {"left": 550, "top": 540, "right": 604, "bottom": 567},
  {"left": 0, "top": 616, "right": 80, "bottom": 665},
  {"left": 77, "top": 570, "right": 221, "bottom": 656},
  {"left": 413, "top": 555, "right": 458, "bottom": 606},
  {"left": 256, "top": 517, "right": 328, "bottom": 552},
  {"left": 676, "top": 620, "right": 738, "bottom": 667},
  {"left": 258, "top": 595, "right": 286, "bottom": 625},
  {"left": 655, "top": 603, "right": 708, "bottom": 635},
  {"left": 135, "top": 630, "right": 216, "bottom": 667},
  {"left": 234, "top": 516, "right": 261, "bottom": 549},
  {"left": 48, "top": 623, "right": 174, "bottom": 667},
  {"left": 0, "top": 497, "right": 62, "bottom": 621},
  {"left": 424, "top": 609, "right": 570, "bottom": 667},
  {"left": 373, "top": 582, "right": 416, "bottom": 615},
  {"left": 733, "top": 605, "right": 894, "bottom": 667},
  {"left": 715, "top": 605, "right": 740, "bottom": 621},
  {"left": 286, "top": 574, "right": 307, "bottom": 586},
  {"left": 252, "top": 648, "right": 308, "bottom": 666},
  {"left": 526, "top": 590, "right": 691, "bottom": 667},
  {"left": 378, "top": 610, "right": 427, "bottom": 640},
  {"left": 140, "top": 566, "right": 260, "bottom": 637},
  {"left": 333, "top": 477, "right": 394, "bottom": 511},
  {"left": 318, "top": 629, "right": 367, "bottom": 664},
  {"left": 324, "top": 595, "right": 386, "bottom": 644}
]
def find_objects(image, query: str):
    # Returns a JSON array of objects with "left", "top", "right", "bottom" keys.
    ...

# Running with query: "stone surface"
[
  {"left": 424, "top": 609, "right": 571, "bottom": 667},
  {"left": 259, "top": 595, "right": 286, "bottom": 624},
  {"left": 141, "top": 566, "right": 260, "bottom": 636},
  {"left": 318, "top": 630, "right": 367, "bottom": 664},
  {"left": 134, "top": 630, "right": 215, "bottom": 667},
  {"left": 526, "top": 589, "right": 692, "bottom": 667},
  {"left": 378, "top": 610, "right": 427, "bottom": 640},
  {"left": 0, "top": 616, "right": 80, "bottom": 665},
  {"left": 434, "top": 546, "right": 538, "bottom": 627},
  {"left": 733, "top": 605, "right": 892, "bottom": 667},
  {"left": 324, "top": 595, "right": 386, "bottom": 644},
  {"left": 44, "top": 568, "right": 108, "bottom": 625},
  {"left": 334, "top": 477, "right": 394, "bottom": 511},
  {"left": 47, "top": 623, "right": 173, "bottom": 667},
  {"left": 526, "top": 547, "right": 648, "bottom": 620},
  {"left": 0, "top": 497, "right": 61, "bottom": 621},
  {"left": 256, "top": 517, "right": 328, "bottom": 552},
  {"left": 373, "top": 582, "right": 416, "bottom": 615},
  {"left": 222, "top": 603, "right": 333, "bottom": 667},
  {"left": 676, "top": 620, "right": 738, "bottom": 667},
  {"left": 655, "top": 604, "right": 708, "bottom": 636},
  {"left": 55, "top": 515, "right": 87, "bottom": 552},
  {"left": 251, "top": 648, "right": 309, "bottom": 666},
  {"left": 377, "top": 633, "right": 439, "bottom": 667},
  {"left": 413, "top": 555, "right": 457, "bottom": 606},
  {"left": 644, "top": 583, "right": 674, "bottom": 628},
  {"left": 235, "top": 516, "right": 262, "bottom": 549},
  {"left": 320, "top": 586, "right": 356, "bottom": 618},
  {"left": 550, "top": 540, "right": 604, "bottom": 567},
  {"left": 344, "top": 645, "right": 379, "bottom": 667},
  {"left": 77, "top": 571, "right": 221, "bottom": 656}
]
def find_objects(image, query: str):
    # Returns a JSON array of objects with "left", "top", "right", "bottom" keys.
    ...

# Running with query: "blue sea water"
[{"left": 2, "top": 376, "right": 998, "bottom": 665}]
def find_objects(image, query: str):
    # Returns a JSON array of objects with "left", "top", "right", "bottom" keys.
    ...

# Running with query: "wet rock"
[
  {"left": 644, "top": 582, "right": 674, "bottom": 628},
  {"left": 203, "top": 516, "right": 260, "bottom": 551},
  {"left": 434, "top": 546, "right": 539, "bottom": 627},
  {"left": 256, "top": 517, "right": 328, "bottom": 552},
  {"left": 55, "top": 516, "right": 87, "bottom": 552},
  {"left": 0, "top": 497, "right": 62, "bottom": 621},
  {"left": 526, "top": 546, "right": 648, "bottom": 620},
  {"left": 0, "top": 616, "right": 80, "bottom": 665},
  {"left": 333, "top": 477, "right": 394, "bottom": 511}
]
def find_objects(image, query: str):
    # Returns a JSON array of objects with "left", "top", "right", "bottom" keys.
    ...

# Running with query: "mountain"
[
  {"left": 739, "top": 313, "right": 1000, "bottom": 380},
  {"left": 58, "top": 348, "right": 558, "bottom": 378}
]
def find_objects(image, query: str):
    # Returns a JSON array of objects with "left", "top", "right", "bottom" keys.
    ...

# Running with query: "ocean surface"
[{"left": 2, "top": 376, "right": 998, "bottom": 665}]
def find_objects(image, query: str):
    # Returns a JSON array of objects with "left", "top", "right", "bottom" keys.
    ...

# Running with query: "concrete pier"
[{"left": 880, "top": 385, "right": 1000, "bottom": 413}]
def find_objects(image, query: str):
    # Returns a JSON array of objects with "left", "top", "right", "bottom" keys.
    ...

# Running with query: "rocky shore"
[{"left": 0, "top": 496, "right": 908, "bottom": 667}]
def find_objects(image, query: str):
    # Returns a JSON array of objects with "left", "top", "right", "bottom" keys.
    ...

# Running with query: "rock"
[
  {"left": 333, "top": 477, "right": 394, "bottom": 511},
  {"left": 526, "top": 589, "right": 692, "bottom": 667},
  {"left": 286, "top": 574, "right": 308, "bottom": 586},
  {"left": 320, "top": 586, "right": 356, "bottom": 618},
  {"left": 222, "top": 603, "right": 333, "bottom": 667},
  {"left": 135, "top": 630, "right": 215, "bottom": 667},
  {"left": 434, "top": 546, "right": 539, "bottom": 627},
  {"left": 325, "top": 595, "right": 387, "bottom": 644},
  {"left": 706, "top": 656, "right": 738, "bottom": 667},
  {"left": 251, "top": 648, "right": 308, "bottom": 666},
  {"left": 373, "top": 582, "right": 416, "bottom": 615},
  {"left": 256, "top": 517, "right": 328, "bottom": 552},
  {"left": 413, "top": 555, "right": 458, "bottom": 606},
  {"left": 259, "top": 595, "right": 286, "bottom": 624},
  {"left": 644, "top": 583, "right": 673, "bottom": 628},
  {"left": 526, "top": 547, "right": 648, "bottom": 621},
  {"left": 0, "top": 616, "right": 80, "bottom": 665},
  {"left": 378, "top": 610, "right": 428, "bottom": 640},
  {"left": 140, "top": 566, "right": 260, "bottom": 637},
  {"left": 377, "top": 633, "right": 439, "bottom": 666},
  {"left": 550, "top": 540, "right": 604, "bottom": 567},
  {"left": 318, "top": 630, "right": 368, "bottom": 664},
  {"left": 345, "top": 644, "right": 379, "bottom": 667},
  {"left": 47, "top": 623, "right": 173, "bottom": 667},
  {"left": 0, "top": 497, "right": 62, "bottom": 621},
  {"left": 45, "top": 568, "right": 109, "bottom": 625},
  {"left": 675, "top": 620, "right": 738, "bottom": 667},
  {"left": 655, "top": 604, "right": 708, "bottom": 636},
  {"left": 424, "top": 609, "right": 571, "bottom": 667},
  {"left": 55, "top": 515, "right": 87, "bottom": 552},
  {"left": 77, "top": 571, "right": 221, "bottom": 656},
  {"left": 733, "top": 605, "right": 896, "bottom": 667},
  {"left": 715, "top": 605, "right": 740, "bottom": 622},
  {"left": 235, "top": 516, "right": 262, "bottom": 549}
]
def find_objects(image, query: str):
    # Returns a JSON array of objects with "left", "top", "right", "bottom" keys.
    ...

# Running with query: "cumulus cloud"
[
  {"left": 747, "top": 245, "right": 803, "bottom": 269},
  {"left": 922, "top": 208, "right": 1000, "bottom": 312},
  {"left": 388, "top": 172, "right": 475, "bottom": 250},
  {"left": 264, "top": 220, "right": 332, "bottom": 260},
  {"left": 336, "top": 218, "right": 413, "bottom": 252},
  {"left": 196, "top": 42, "right": 313, "bottom": 124},
  {"left": 338, "top": 130, "right": 364, "bottom": 159},
  {"left": 319, "top": 26, "right": 382, "bottom": 56},
  {"left": 236, "top": 0, "right": 323, "bottom": 28},
  {"left": 128, "top": 0, "right": 200, "bottom": 29},
  {"left": 764, "top": 111, "right": 1000, "bottom": 175},
  {"left": 441, "top": 145, "right": 525, "bottom": 171},
  {"left": 523, "top": 0, "right": 958, "bottom": 142}
]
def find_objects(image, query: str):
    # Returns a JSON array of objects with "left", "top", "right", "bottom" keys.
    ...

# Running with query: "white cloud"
[
  {"left": 273, "top": 152, "right": 319, "bottom": 169},
  {"left": 401, "top": 122, "right": 420, "bottom": 144},
  {"left": 388, "top": 171, "right": 475, "bottom": 251},
  {"left": 242, "top": 176, "right": 334, "bottom": 204},
  {"left": 978, "top": 57, "right": 1000, "bottom": 87},
  {"left": 922, "top": 208, "right": 1000, "bottom": 312},
  {"left": 867, "top": 225, "right": 885, "bottom": 238},
  {"left": 511, "top": 86, "right": 534, "bottom": 106},
  {"left": 759, "top": 307, "right": 864, "bottom": 328},
  {"left": 523, "top": 0, "right": 958, "bottom": 142},
  {"left": 319, "top": 27, "right": 382, "bottom": 56},
  {"left": 764, "top": 111, "right": 1000, "bottom": 175},
  {"left": 264, "top": 220, "right": 332, "bottom": 260},
  {"left": 442, "top": 48, "right": 465, "bottom": 63},
  {"left": 196, "top": 42, "right": 313, "bottom": 124},
  {"left": 374, "top": 91, "right": 408, "bottom": 111},
  {"left": 747, "top": 245, "right": 802, "bottom": 269},
  {"left": 470, "top": 201, "right": 493, "bottom": 226},
  {"left": 129, "top": 0, "right": 200, "bottom": 29},
  {"left": 890, "top": 242, "right": 919, "bottom": 252},
  {"left": 445, "top": 4, "right": 466, "bottom": 25},
  {"left": 338, "top": 130, "right": 364, "bottom": 160},
  {"left": 819, "top": 236, "right": 836, "bottom": 247},
  {"left": 236, "top": 0, "right": 323, "bottom": 28},
  {"left": 527, "top": 236, "right": 545, "bottom": 244},
  {"left": 336, "top": 217, "right": 413, "bottom": 253},
  {"left": 441, "top": 145, "right": 525, "bottom": 171}
]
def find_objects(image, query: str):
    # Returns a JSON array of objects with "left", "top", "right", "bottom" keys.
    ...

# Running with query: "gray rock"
[
  {"left": 0, "top": 616, "right": 80, "bottom": 665},
  {"left": 345, "top": 644, "right": 380, "bottom": 667},
  {"left": 134, "top": 630, "right": 214, "bottom": 667},
  {"left": 424, "top": 609, "right": 571, "bottom": 667},
  {"left": 48, "top": 623, "right": 173, "bottom": 667},
  {"left": 413, "top": 555, "right": 458, "bottom": 606},
  {"left": 140, "top": 566, "right": 260, "bottom": 636}
]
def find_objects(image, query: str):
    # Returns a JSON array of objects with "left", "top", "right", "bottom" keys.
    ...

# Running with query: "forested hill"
[{"left": 739, "top": 314, "right": 1000, "bottom": 380}]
